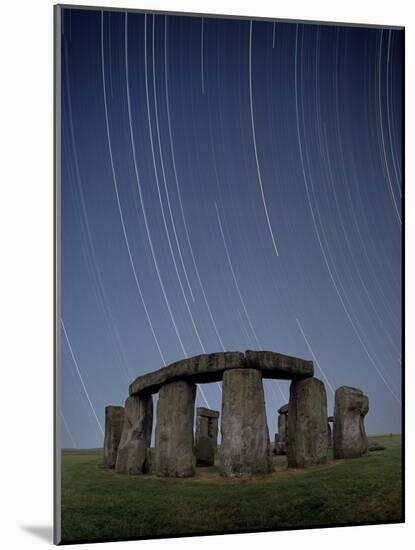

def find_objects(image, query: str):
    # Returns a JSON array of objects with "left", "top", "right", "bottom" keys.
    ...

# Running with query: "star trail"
[{"left": 59, "top": 8, "right": 402, "bottom": 448}]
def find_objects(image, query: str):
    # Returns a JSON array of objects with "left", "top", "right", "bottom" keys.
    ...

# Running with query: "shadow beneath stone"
[{"left": 21, "top": 525, "right": 53, "bottom": 543}]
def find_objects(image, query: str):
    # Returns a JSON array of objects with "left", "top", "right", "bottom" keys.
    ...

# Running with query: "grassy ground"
[{"left": 60, "top": 434, "right": 402, "bottom": 543}]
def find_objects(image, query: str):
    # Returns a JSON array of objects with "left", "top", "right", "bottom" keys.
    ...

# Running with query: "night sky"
[{"left": 59, "top": 7, "right": 402, "bottom": 449}]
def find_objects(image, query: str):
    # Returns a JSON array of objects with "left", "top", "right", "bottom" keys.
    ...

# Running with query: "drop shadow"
[{"left": 21, "top": 525, "right": 53, "bottom": 543}]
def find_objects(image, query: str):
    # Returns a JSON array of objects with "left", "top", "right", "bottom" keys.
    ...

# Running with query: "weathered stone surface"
[
  {"left": 274, "top": 403, "right": 289, "bottom": 454},
  {"left": 368, "top": 441, "right": 385, "bottom": 452},
  {"left": 196, "top": 407, "right": 220, "bottom": 419},
  {"left": 278, "top": 403, "right": 289, "bottom": 415},
  {"left": 197, "top": 414, "right": 210, "bottom": 438},
  {"left": 145, "top": 447, "right": 156, "bottom": 473},
  {"left": 278, "top": 412, "right": 288, "bottom": 443},
  {"left": 130, "top": 352, "right": 244, "bottom": 395},
  {"left": 196, "top": 408, "right": 219, "bottom": 446},
  {"left": 155, "top": 380, "right": 196, "bottom": 477},
  {"left": 195, "top": 407, "right": 219, "bottom": 465},
  {"left": 245, "top": 351, "right": 314, "bottom": 380},
  {"left": 210, "top": 419, "right": 219, "bottom": 450},
  {"left": 220, "top": 368, "right": 271, "bottom": 477},
  {"left": 274, "top": 434, "right": 287, "bottom": 456},
  {"left": 287, "top": 377, "right": 328, "bottom": 468},
  {"left": 333, "top": 386, "right": 369, "bottom": 459},
  {"left": 104, "top": 406, "right": 125, "bottom": 468},
  {"left": 115, "top": 394, "right": 153, "bottom": 475},
  {"left": 129, "top": 351, "right": 314, "bottom": 395},
  {"left": 196, "top": 436, "right": 215, "bottom": 465}
]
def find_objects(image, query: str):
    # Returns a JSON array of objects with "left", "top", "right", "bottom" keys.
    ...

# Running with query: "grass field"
[{"left": 60, "top": 434, "right": 402, "bottom": 544}]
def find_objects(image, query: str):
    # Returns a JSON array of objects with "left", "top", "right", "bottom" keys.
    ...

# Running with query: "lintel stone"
[
  {"left": 129, "top": 350, "right": 313, "bottom": 395},
  {"left": 196, "top": 407, "right": 220, "bottom": 419}
]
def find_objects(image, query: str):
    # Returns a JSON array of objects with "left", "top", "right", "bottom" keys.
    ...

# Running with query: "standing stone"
[
  {"left": 287, "top": 377, "right": 328, "bottom": 468},
  {"left": 195, "top": 407, "right": 219, "bottom": 466},
  {"left": 220, "top": 368, "right": 271, "bottom": 477},
  {"left": 275, "top": 411, "right": 288, "bottom": 455},
  {"left": 275, "top": 419, "right": 287, "bottom": 455},
  {"left": 155, "top": 380, "right": 196, "bottom": 477},
  {"left": 273, "top": 433, "right": 279, "bottom": 455},
  {"left": 195, "top": 436, "right": 214, "bottom": 466},
  {"left": 333, "top": 386, "right": 369, "bottom": 459},
  {"left": 208, "top": 414, "right": 219, "bottom": 450},
  {"left": 115, "top": 393, "right": 153, "bottom": 475},
  {"left": 274, "top": 403, "right": 289, "bottom": 455},
  {"left": 278, "top": 412, "right": 288, "bottom": 443},
  {"left": 104, "top": 405, "right": 125, "bottom": 468}
]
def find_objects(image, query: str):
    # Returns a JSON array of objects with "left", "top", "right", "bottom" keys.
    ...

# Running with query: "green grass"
[{"left": 60, "top": 434, "right": 402, "bottom": 543}]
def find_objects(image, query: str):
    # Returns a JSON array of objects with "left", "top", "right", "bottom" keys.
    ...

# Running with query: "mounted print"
[{"left": 54, "top": 4, "right": 404, "bottom": 545}]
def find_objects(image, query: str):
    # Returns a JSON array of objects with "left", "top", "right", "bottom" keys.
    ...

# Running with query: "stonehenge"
[
  {"left": 103, "top": 405, "right": 125, "bottom": 468},
  {"left": 195, "top": 407, "right": 219, "bottom": 466},
  {"left": 220, "top": 368, "right": 271, "bottom": 477},
  {"left": 104, "top": 350, "right": 370, "bottom": 478},
  {"left": 333, "top": 386, "right": 369, "bottom": 459},
  {"left": 287, "top": 377, "right": 328, "bottom": 468}
]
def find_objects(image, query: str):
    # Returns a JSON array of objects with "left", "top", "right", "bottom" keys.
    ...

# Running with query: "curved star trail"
[
  {"left": 100, "top": 12, "right": 167, "bottom": 369},
  {"left": 294, "top": 24, "right": 400, "bottom": 404},
  {"left": 164, "top": 17, "right": 227, "bottom": 358},
  {"left": 62, "top": 47, "right": 132, "bottom": 386},
  {"left": 249, "top": 20, "right": 280, "bottom": 257},
  {"left": 61, "top": 318, "right": 104, "bottom": 437},
  {"left": 61, "top": 411, "right": 78, "bottom": 449},
  {"left": 60, "top": 9, "right": 402, "bottom": 448}
]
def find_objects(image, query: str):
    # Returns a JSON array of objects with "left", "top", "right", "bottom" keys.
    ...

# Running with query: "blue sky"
[{"left": 60, "top": 8, "right": 402, "bottom": 448}]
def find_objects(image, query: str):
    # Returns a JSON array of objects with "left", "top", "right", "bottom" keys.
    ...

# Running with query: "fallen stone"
[
  {"left": 155, "top": 380, "right": 196, "bottom": 477},
  {"left": 333, "top": 386, "right": 369, "bottom": 459},
  {"left": 220, "top": 368, "right": 272, "bottom": 477},
  {"left": 115, "top": 394, "right": 153, "bottom": 475},
  {"left": 103, "top": 405, "right": 124, "bottom": 468},
  {"left": 368, "top": 441, "right": 385, "bottom": 452},
  {"left": 287, "top": 377, "right": 328, "bottom": 468}
]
